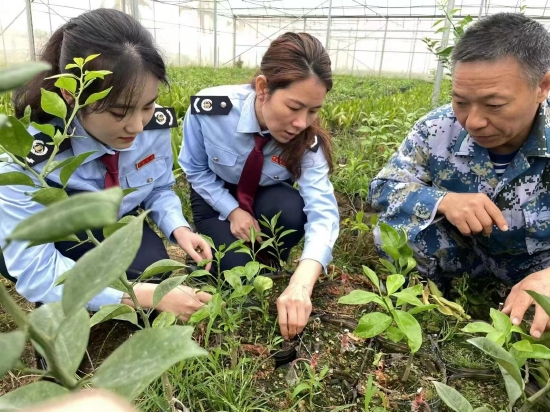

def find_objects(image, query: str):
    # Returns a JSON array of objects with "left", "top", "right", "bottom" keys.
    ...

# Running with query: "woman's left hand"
[{"left": 173, "top": 227, "right": 213, "bottom": 271}]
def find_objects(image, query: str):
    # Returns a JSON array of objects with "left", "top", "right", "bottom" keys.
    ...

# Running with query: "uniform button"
[
  {"left": 274, "top": 175, "right": 279, "bottom": 180},
  {"left": 213, "top": 157, "right": 219, "bottom": 162},
  {"left": 147, "top": 178, "right": 153, "bottom": 183}
]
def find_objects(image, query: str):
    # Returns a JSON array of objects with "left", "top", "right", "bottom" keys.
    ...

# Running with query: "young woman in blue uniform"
[
  {"left": 179, "top": 32, "right": 340, "bottom": 340},
  {"left": 0, "top": 8, "right": 212, "bottom": 320}
]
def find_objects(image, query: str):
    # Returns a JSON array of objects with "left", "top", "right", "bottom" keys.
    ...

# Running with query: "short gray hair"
[{"left": 451, "top": 13, "right": 550, "bottom": 88}]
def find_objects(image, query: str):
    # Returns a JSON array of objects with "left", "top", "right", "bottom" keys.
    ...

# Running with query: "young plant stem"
[
  {"left": 0, "top": 147, "right": 48, "bottom": 187},
  {"left": 518, "top": 378, "right": 550, "bottom": 412},
  {"left": 401, "top": 352, "right": 414, "bottom": 382}
]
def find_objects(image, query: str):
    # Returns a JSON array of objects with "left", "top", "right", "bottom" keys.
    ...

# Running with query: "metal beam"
[
  {"left": 25, "top": 0, "right": 36, "bottom": 61},
  {"left": 431, "top": 0, "right": 455, "bottom": 107},
  {"left": 213, "top": 0, "right": 218, "bottom": 69}
]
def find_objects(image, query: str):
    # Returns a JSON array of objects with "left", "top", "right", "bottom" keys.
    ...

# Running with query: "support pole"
[
  {"left": 408, "top": 19, "right": 419, "bottom": 79},
  {"left": 431, "top": 0, "right": 455, "bottom": 107},
  {"left": 325, "top": 0, "right": 332, "bottom": 52},
  {"left": 25, "top": 0, "right": 35, "bottom": 61},
  {"left": 378, "top": 18, "right": 388, "bottom": 76},
  {"left": 232, "top": 16, "right": 236, "bottom": 66},
  {"left": 213, "top": 0, "right": 218, "bottom": 69},
  {"left": 478, "top": 0, "right": 485, "bottom": 18},
  {"left": 130, "top": 0, "right": 139, "bottom": 20}
]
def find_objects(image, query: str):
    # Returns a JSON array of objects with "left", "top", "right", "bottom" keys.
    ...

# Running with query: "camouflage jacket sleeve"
[{"left": 368, "top": 117, "right": 447, "bottom": 241}]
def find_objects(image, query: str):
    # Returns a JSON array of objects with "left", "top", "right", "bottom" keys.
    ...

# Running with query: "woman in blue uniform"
[
  {"left": 0, "top": 8, "right": 212, "bottom": 320},
  {"left": 179, "top": 32, "right": 340, "bottom": 340}
]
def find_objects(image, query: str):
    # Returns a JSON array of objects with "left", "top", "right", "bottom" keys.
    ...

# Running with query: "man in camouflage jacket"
[{"left": 369, "top": 13, "right": 550, "bottom": 338}]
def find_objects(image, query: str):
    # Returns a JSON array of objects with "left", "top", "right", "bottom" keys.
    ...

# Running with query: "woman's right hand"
[
  {"left": 126, "top": 283, "right": 212, "bottom": 322},
  {"left": 227, "top": 207, "right": 262, "bottom": 242}
]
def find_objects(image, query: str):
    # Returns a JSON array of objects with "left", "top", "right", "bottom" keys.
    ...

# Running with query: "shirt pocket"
[
  {"left": 261, "top": 160, "right": 292, "bottom": 184},
  {"left": 521, "top": 193, "right": 550, "bottom": 254},
  {"left": 125, "top": 158, "right": 167, "bottom": 188},
  {"left": 204, "top": 141, "right": 239, "bottom": 180}
]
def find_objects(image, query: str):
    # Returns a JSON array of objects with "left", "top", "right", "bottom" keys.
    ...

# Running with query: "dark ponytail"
[{"left": 13, "top": 8, "right": 167, "bottom": 123}]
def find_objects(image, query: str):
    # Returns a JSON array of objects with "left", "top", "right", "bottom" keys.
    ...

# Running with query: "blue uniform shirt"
[
  {"left": 179, "top": 84, "right": 339, "bottom": 270},
  {"left": 0, "top": 109, "right": 188, "bottom": 311}
]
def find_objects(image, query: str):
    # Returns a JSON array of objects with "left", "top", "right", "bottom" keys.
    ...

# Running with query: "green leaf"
[
  {"left": 0, "top": 172, "right": 35, "bottom": 187},
  {"left": 140, "top": 259, "right": 186, "bottom": 281},
  {"left": 8, "top": 188, "right": 123, "bottom": 245},
  {"left": 354, "top": 312, "right": 392, "bottom": 338},
  {"left": 526, "top": 290, "right": 550, "bottom": 317},
  {"left": 152, "top": 311, "right": 176, "bottom": 328},
  {"left": 499, "top": 364, "right": 522, "bottom": 411},
  {"left": 386, "top": 274, "right": 405, "bottom": 295},
  {"left": 379, "top": 222, "right": 400, "bottom": 248},
  {"left": 91, "top": 325, "right": 206, "bottom": 399},
  {"left": 65, "top": 63, "right": 79, "bottom": 70},
  {"left": 473, "top": 408, "right": 493, "bottom": 412},
  {"left": 432, "top": 381, "right": 473, "bottom": 412},
  {"left": 61, "top": 211, "right": 146, "bottom": 315},
  {"left": 487, "top": 331, "right": 506, "bottom": 346},
  {"left": 381, "top": 244, "right": 400, "bottom": 262},
  {"left": 385, "top": 325, "right": 405, "bottom": 343},
  {"left": 84, "top": 70, "right": 113, "bottom": 82},
  {"left": 84, "top": 87, "right": 112, "bottom": 106},
  {"left": 0, "top": 331, "right": 26, "bottom": 378},
  {"left": 292, "top": 382, "right": 311, "bottom": 399},
  {"left": 90, "top": 304, "right": 135, "bottom": 328},
  {"left": 54, "top": 77, "right": 77, "bottom": 94},
  {"left": 103, "top": 215, "right": 136, "bottom": 239},
  {"left": 0, "top": 62, "right": 51, "bottom": 93},
  {"left": 152, "top": 275, "right": 188, "bottom": 308},
  {"left": 223, "top": 269, "right": 243, "bottom": 289},
  {"left": 338, "top": 290, "right": 385, "bottom": 307},
  {"left": 44, "top": 151, "right": 96, "bottom": 176},
  {"left": 30, "top": 187, "right": 68, "bottom": 206},
  {"left": 229, "top": 285, "right": 254, "bottom": 300},
  {"left": 187, "top": 306, "right": 210, "bottom": 324},
  {"left": 30, "top": 122, "right": 55, "bottom": 138},
  {"left": 393, "top": 310, "right": 422, "bottom": 353},
  {"left": 461, "top": 321, "right": 496, "bottom": 335},
  {"left": 513, "top": 340, "right": 550, "bottom": 359},
  {"left": 41, "top": 88, "right": 67, "bottom": 120},
  {"left": 490, "top": 308, "right": 512, "bottom": 336},
  {"left": 379, "top": 259, "right": 397, "bottom": 275},
  {"left": 59, "top": 152, "right": 96, "bottom": 187},
  {"left": 467, "top": 337, "right": 524, "bottom": 392},
  {"left": 29, "top": 302, "right": 90, "bottom": 377},
  {"left": 0, "top": 116, "right": 34, "bottom": 157},
  {"left": 392, "top": 291, "right": 424, "bottom": 307},
  {"left": 408, "top": 304, "right": 438, "bottom": 315},
  {"left": 84, "top": 54, "right": 101, "bottom": 63},
  {"left": 244, "top": 261, "right": 260, "bottom": 280},
  {"left": 253, "top": 275, "right": 273, "bottom": 296},
  {"left": 73, "top": 57, "right": 84, "bottom": 67},
  {"left": 0, "top": 381, "right": 68, "bottom": 410},
  {"left": 362, "top": 265, "right": 380, "bottom": 291}
]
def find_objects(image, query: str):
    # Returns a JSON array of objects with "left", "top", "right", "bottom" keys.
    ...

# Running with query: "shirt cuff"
[
  {"left": 86, "top": 287, "right": 125, "bottom": 312},
  {"left": 158, "top": 212, "right": 190, "bottom": 242},
  {"left": 300, "top": 242, "right": 333, "bottom": 273},
  {"left": 215, "top": 193, "right": 240, "bottom": 221}
]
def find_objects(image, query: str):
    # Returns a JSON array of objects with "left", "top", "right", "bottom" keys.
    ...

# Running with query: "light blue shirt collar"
[{"left": 236, "top": 89, "right": 271, "bottom": 135}]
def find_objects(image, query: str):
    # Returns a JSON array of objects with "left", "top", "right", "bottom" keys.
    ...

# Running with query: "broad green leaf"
[
  {"left": 59, "top": 152, "right": 96, "bottom": 187},
  {"left": 256, "top": 238, "right": 275, "bottom": 253},
  {"left": 140, "top": 259, "right": 186, "bottom": 281},
  {"left": 65, "top": 63, "right": 79, "bottom": 70},
  {"left": 90, "top": 304, "right": 135, "bottom": 328},
  {"left": 254, "top": 275, "right": 273, "bottom": 296},
  {"left": 91, "top": 325, "right": 206, "bottom": 399},
  {"left": 244, "top": 261, "right": 261, "bottom": 280},
  {"left": 432, "top": 381, "right": 473, "bottom": 412},
  {"left": 41, "top": 88, "right": 67, "bottom": 120},
  {"left": 379, "top": 222, "right": 400, "bottom": 248},
  {"left": 44, "top": 151, "right": 96, "bottom": 176},
  {"left": 338, "top": 290, "right": 384, "bottom": 307},
  {"left": 381, "top": 244, "right": 400, "bottom": 262},
  {"left": 402, "top": 256, "right": 417, "bottom": 276},
  {"left": 511, "top": 339, "right": 532, "bottom": 352},
  {"left": 526, "top": 290, "right": 550, "bottom": 317},
  {"left": 54, "top": 77, "right": 76, "bottom": 94},
  {"left": 405, "top": 284, "right": 423, "bottom": 296},
  {"left": 408, "top": 304, "right": 438, "bottom": 315},
  {"left": 499, "top": 364, "right": 522, "bottom": 411},
  {"left": 467, "top": 337, "right": 524, "bottom": 392},
  {"left": 0, "top": 62, "right": 50, "bottom": 93},
  {"left": 354, "top": 312, "right": 392, "bottom": 338},
  {"left": 30, "top": 122, "right": 55, "bottom": 138},
  {"left": 461, "top": 321, "right": 496, "bottom": 335},
  {"left": 84, "top": 87, "right": 112, "bottom": 106},
  {"left": 84, "top": 70, "right": 112, "bottom": 82},
  {"left": 490, "top": 308, "right": 512, "bottom": 336},
  {"left": 279, "top": 229, "right": 296, "bottom": 239},
  {"left": 29, "top": 302, "right": 90, "bottom": 377},
  {"left": 0, "top": 114, "right": 7, "bottom": 129},
  {"left": 223, "top": 238, "right": 245, "bottom": 253},
  {"left": 0, "top": 116, "right": 34, "bottom": 157},
  {"left": 103, "top": 215, "right": 136, "bottom": 239},
  {"left": 0, "top": 381, "right": 68, "bottom": 410},
  {"left": 386, "top": 274, "right": 405, "bottom": 295},
  {"left": 392, "top": 291, "right": 424, "bottom": 307},
  {"left": 0, "top": 172, "right": 34, "bottom": 187},
  {"left": 152, "top": 275, "right": 188, "bottom": 308},
  {"left": 30, "top": 187, "right": 68, "bottom": 206},
  {"left": 113, "top": 311, "right": 138, "bottom": 327},
  {"left": 152, "top": 311, "right": 176, "bottom": 328},
  {"left": 73, "top": 57, "right": 84, "bottom": 67},
  {"left": 229, "top": 285, "right": 254, "bottom": 300},
  {"left": 0, "top": 331, "right": 26, "bottom": 378},
  {"left": 393, "top": 310, "right": 422, "bottom": 353},
  {"left": 487, "top": 331, "right": 506, "bottom": 346},
  {"left": 379, "top": 259, "right": 397, "bottom": 275},
  {"left": 513, "top": 340, "right": 550, "bottom": 359},
  {"left": 188, "top": 306, "right": 210, "bottom": 324},
  {"left": 362, "top": 265, "right": 380, "bottom": 291},
  {"left": 292, "top": 382, "right": 312, "bottom": 398},
  {"left": 473, "top": 408, "right": 493, "bottom": 412},
  {"left": 61, "top": 211, "right": 146, "bottom": 315},
  {"left": 427, "top": 279, "right": 443, "bottom": 297},
  {"left": 84, "top": 54, "right": 101, "bottom": 63},
  {"left": 8, "top": 188, "right": 123, "bottom": 244},
  {"left": 223, "top": 269, "right": 243, "bottom": 290},
  {"left": 385, "top": 325, "right": 405, "bottom": 343}
]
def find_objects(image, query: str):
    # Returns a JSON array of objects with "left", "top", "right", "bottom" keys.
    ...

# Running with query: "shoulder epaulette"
[
  {"left": 24, "top": 130, "right": 71, "bottom": 166},
  {"left": 144, "top": 107, "right": 177, "bottom": 130},
  {"left": 190, "top": 96, "right": 232, "bottom": 115},
  {"left": 309, "top": 135, "right": 320, "bottom": 153}
]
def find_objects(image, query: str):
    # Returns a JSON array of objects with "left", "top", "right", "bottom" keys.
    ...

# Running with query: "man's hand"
[
  {"left": 173, "top": 227, "right": 212, "bottom": 271},
  {"left": 502, "top": 268, "right": 550, "bottom": 338},
  {"left": 227, "top": 207, "right": 262, "bottom": 242},
  {"left": 438, "top": 192, "right": 509, "bottom": 236}
]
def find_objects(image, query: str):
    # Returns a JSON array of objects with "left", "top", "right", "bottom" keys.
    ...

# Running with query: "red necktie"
[
  {"left": 236, "top": 133, "right": 270, "bottom": 216},
  {"left": 99, "top": 152, "right": 120, "bottom": 188}
]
